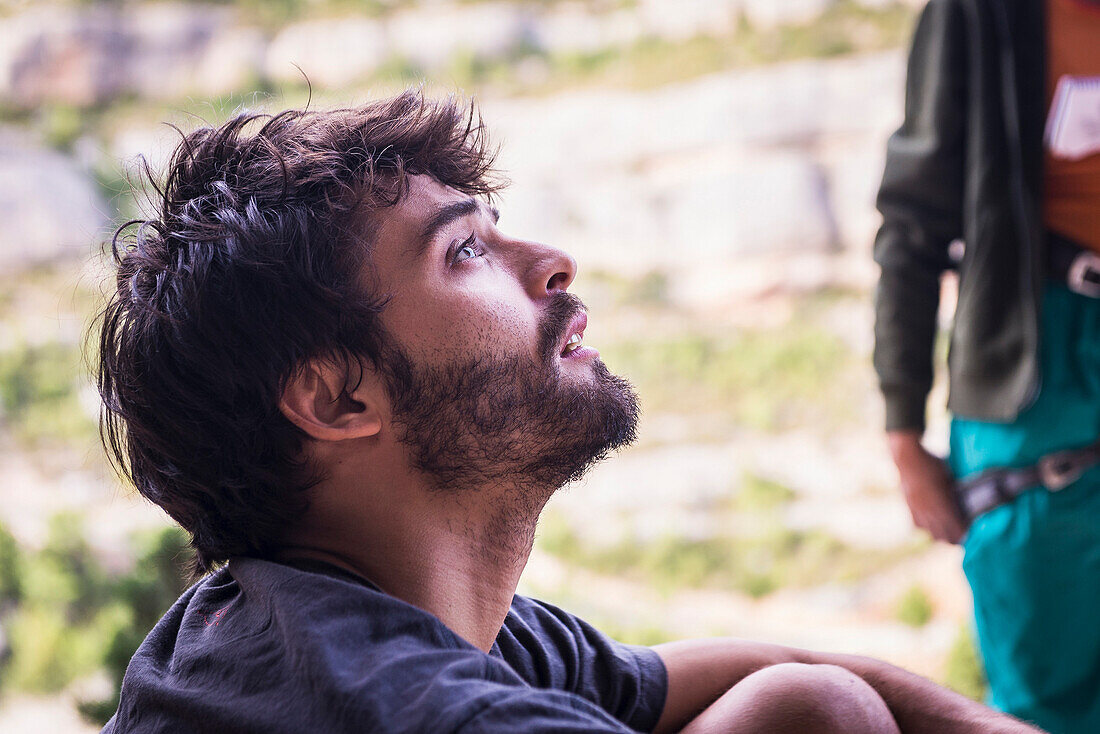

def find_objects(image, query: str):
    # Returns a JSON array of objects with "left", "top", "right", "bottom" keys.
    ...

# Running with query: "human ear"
[{"left": 278, "top": 358, "right": 383, "bottom": 441}]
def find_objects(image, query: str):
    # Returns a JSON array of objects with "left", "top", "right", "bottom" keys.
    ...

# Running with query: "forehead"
[
  {"left": 376, "top": 174, "right": 479, "bottom": 238},
  {"left": 386, "top": 175, "right": 463, "bottom": 226}
]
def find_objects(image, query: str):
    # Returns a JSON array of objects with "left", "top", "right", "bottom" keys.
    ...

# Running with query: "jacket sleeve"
[{"left": 873, "top": 0, "right": 968, "bottom": 432}]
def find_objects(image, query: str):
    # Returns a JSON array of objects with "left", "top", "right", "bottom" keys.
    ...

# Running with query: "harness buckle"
[
  {"left": 1067, "top": 251, "right": 1100, "bottom": 298},
  {"left": 1038, "top": 450, "right": 1085, "bottom": 491}
]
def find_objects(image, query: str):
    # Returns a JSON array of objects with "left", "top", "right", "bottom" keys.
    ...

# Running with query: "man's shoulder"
[
  {"left": 110, "top": 558, "right": 522, "bottom": 733},
  {"left": 207, "top": 557, "right": 498, "bottom": 674},
  {"left": 108, "top": 562, "right": 663, "bottom": 733},
  {"left": 499, "top": 594, "right": 591, "bottom": 655}
]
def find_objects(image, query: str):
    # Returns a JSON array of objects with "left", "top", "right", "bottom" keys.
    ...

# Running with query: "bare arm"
[{"left": 652, "top": 638, "right": 1040, "bottom": 734}]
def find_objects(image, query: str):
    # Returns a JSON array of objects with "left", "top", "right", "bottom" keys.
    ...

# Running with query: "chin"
[{"left": 384, "top": 342, "right": 638, "bottom": 493}]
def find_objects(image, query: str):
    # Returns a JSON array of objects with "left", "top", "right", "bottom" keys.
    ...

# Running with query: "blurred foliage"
[
  {"left": 493, "top": 0, "right": 917, "bottom": 95},
  {"left": 198, "top": 0, "right": 629, "bottom": 28},
  {"left": 589, "top": 620, "right": 673, "bottom": 648},
  {"left": 0, "top": 263, "right": 101, "bottom": 453},
  {"left": 537, "top": 508, "right": 922, "bottom": 599},
  {"left": 943, "top": 625, "right": 988, "bottom": 703},
  {"left": 1, "top": 513, "right": 115, "bottom": 693},
  {"left": 584, "top": 269, "right": 672, "bottom": 309},
  {"left": 93, "top": 163, "right": 141, "bottom": 225},
  {"left": 728, "top": 472, "right": 796, "bottom": 512},
  {"left": 0, "top": 523, "right": 22, "bottom": 608},
  {"left": 3, "top": 605, "right": 106, "bottom": 692},
  {"left": 34, "top": 514, "right": 113, "bottom": 623},
  {"left": 0, "top": 515, "right": 193, "bottom": 724},
  {"left": 894, "top": 584, "right": 934, "bottom": 628},
  {"left": 600, "top": 320, "right": 852, "bottom": 431},
  {"left": 78, "top": 525, "right": 195, "bottom": 723},
  {"left": 373, "top": 54, "right": 429, "bottom": 88},
  {"left": 742, "top": 0, "right": 916, "bottom": 61},
  {"left": 0, "top": 340, "right": 97, "bottom": 447},
  {"left": 60, "top": 0, "right": 640, "bottom": 21},
  {"left": 39, "top": 104, "right": 84, "bottom": 152}
]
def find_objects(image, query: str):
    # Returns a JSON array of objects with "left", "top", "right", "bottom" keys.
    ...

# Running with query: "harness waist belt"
[
  {"left": 1049, "top": 232, "right": 1100, "bottom": 298},
  {"left": 955, "top": 439, "right": 1100, "bottom": 522}
]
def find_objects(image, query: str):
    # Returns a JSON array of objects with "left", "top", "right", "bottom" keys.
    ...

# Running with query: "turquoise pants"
[{"left": 950, "top": 285, "right": 1100, "bottom": 734}]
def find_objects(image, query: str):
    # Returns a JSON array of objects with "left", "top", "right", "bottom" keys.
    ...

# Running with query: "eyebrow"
[{"left": 413, "top": 198, "right": 500, "bottom": 258}]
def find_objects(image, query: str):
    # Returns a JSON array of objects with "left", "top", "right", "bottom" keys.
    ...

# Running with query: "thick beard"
[{"left": 381, "top": 294, "right": 639, "bottom": 501}]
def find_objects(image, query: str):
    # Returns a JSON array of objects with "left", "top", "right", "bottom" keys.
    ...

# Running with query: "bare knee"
[
  {"left": 684, "top": 663, "right": 900, "bottom": 734},
  {"left": 738, "top": 663, "right": 900, "bottom": 734}
]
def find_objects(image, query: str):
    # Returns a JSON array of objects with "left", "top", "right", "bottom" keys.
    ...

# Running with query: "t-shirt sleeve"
[{"left": 493, "top": 596, "right": 668, "bottom": 733}]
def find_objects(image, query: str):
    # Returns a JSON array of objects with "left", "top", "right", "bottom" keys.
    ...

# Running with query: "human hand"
[{"left": 888, "top": 431, "right": 966, "bottom": 544}]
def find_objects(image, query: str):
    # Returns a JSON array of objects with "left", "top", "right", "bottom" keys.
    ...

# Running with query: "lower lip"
[{"left": 562, "top": 345, "right": 598, "bottom": 360}]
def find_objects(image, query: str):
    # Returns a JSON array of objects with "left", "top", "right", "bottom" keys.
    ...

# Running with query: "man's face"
[{"left": 366, "top": 174, "right": 639, "bottom": 496}]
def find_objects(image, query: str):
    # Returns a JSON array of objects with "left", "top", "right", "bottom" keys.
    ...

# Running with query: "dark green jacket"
[{"left": 873, "top": 0, "right": 1047, "bottom": 431}]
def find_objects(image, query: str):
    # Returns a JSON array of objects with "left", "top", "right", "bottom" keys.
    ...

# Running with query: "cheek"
[{"left": 400, "top": 291, "right": 539, "bottom": 362}]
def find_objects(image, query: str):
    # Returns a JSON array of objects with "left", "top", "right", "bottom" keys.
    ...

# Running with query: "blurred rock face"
[
  {"left": 489, "top": 53, "right": 903, "bottom": 274},
  {"left": 0, "top": 1, "right": 907, "bottom": 289},
  {"left": 0, "top": 128, "right": 107, "bottom": 270},
  {"left": 0, "top": 4, "right": 259, "bottom": 107},
  {"left": 0, "top": 0, "right": 920, "bottom": 108}
]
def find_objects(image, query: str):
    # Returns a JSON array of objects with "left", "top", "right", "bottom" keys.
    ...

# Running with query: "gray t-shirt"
[{"left": 103, "top": 556, "right": 668, "bottom": 733}]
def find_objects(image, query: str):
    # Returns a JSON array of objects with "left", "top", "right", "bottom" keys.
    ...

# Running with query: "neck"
[{"left": 278, "top": 450, "right": 551, "bottom": 652}]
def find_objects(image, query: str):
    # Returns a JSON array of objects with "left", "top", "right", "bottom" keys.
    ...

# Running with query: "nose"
[{"left": 523, "top": 241, "right": 577, "bottom": 299}]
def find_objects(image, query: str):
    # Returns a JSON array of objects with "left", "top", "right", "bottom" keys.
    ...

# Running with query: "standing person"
[{"left": 875, "top": 0, "right": 1100, "bottom": 731}]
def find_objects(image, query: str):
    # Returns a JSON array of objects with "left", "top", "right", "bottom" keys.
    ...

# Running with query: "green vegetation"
[
  {"left": 519, "top": 0, "right": 915, "bottom": 95},
  {"left": 0, "top": 262, "right": 103, "bottom": 450},
  {"left": 78, "top": 526, "right": 196, "bottom": 723},
  {"left": 583, "top": 269, "right": 673, "bottom": 309},
  {"left": 894, "top": 584, "right": 934, "bottom": 628},
  {"left": 0, "top": 522, "right": 22, "bottom": 608},
  {"left": 0, "top": 340, "right": 97, "bottom": 447},
  {"left": 93, "top": 162, "right": 142, "bottom": 225},
  {"left": 196, "top": 0, "right": 632, "bottom": 28},
  {"left": 537, "top": 507, "right": 921, "bottom": 599},
  {"left": 400, "top": 0, "right": 919, "bottom": 95},
  {"left": 0, "top": 516, "right": 193, "bottom": 724},
  {"left": 600, "top": 320, "right": 853, "bottom": 431},
  {"left": 943, "top": 625, "right": 988, "bottom": 702},
  {"left": 39, "top": 104, "right": 84, "bottom": 152},
  {"left": 742, "top": 0, "right": 916, "bottom": 63},
  {"left": 1, "top": 514, "right": 116, "bottom": 692},
  {"left": 585, "top": 620, "right": 673, "bottom": 648},
  {"left": 537, "top": 468, "right": 923, "bottom": 600},
  {"left": 728, "top": 473, "right": 796, "bottom": 512}
]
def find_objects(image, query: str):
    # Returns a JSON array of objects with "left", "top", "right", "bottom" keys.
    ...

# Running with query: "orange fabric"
[{"left": 1044, "top": 0, "right": 1100, "bottom": 251}]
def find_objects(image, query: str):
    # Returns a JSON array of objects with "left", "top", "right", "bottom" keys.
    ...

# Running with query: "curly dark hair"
[{"left": 97, "top": 91, "right": 503, "bottom": 574}]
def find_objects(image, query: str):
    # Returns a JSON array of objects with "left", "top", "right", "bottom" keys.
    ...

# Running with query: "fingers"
[
  {"left": 906, "top": 490, "right": 967, "bottom": 544},
  {"left": 894, "top": 450, "right": 967, "bottom": 543},
  {"left": 925, "top": 514, "right": 965, "bottom": 544}
]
